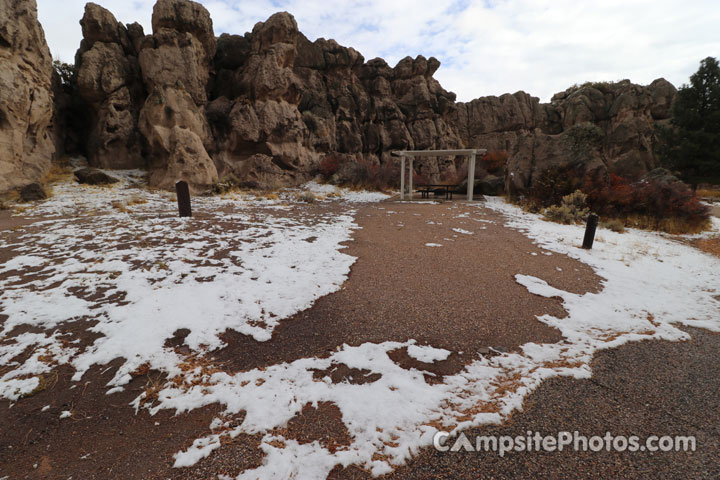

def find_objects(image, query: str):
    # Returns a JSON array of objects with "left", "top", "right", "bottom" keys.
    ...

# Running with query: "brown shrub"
[
  {"left": 481, "top": 150, "right": 509, "bottom": 174},
  {"left": 318, "top": 154, "right": 341, "bottom": 178},
  {"left": 583, "top": 170, "right": 710, "bottom": 232},
  {"left": 528, "top": 164, "right": 585, "bottom": 207},
  {"left": 340, "top": 158, "right": 400, "bottom": 191},
  {"left": 526, "top": 166, "right": 710, "bottom": 234}
]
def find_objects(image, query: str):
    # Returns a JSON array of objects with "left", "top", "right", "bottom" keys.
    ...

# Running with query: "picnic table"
[{"left": 416, "top": 184, "right": 458, "bottom": 200}]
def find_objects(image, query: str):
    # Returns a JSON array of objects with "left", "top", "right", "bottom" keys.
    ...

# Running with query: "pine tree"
[{"left": 658, "top": 57, "right": 720, "bottom": 182}]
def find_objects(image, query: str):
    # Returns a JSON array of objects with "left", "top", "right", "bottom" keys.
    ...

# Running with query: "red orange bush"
[
  {"left": 583, "top": 170, "right": 709, "bottom": 228},
  {"left": 318, "top": 154, "right": 341, "bottom": 178},
  {"left": 524, "top": 166, "right": 710, "bottom": 233},
  {"left": 481, "top": 150, "right": 509, "bottom": 174}
]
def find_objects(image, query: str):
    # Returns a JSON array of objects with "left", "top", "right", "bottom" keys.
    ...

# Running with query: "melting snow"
[
  {"left": 407, "top": 344, "right": 451, "bottom": 363},
  {"left": 2, "top": 182, "right": 720, "bottom": 478}
]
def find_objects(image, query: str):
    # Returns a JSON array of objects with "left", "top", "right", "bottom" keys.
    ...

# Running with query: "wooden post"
[
  {"left": 408, "top": 157, "right": 414, "bottom": 200},
  {"left": 582, "top": 213, "right": 599, "bottom": 249},
  {"left": 176, "top": 181, "right": 192, "bottom": 218},
  {"left": 467, "top": 153, "right": 476, "bottom": 201},
  {"left": 400, "top": 156, "right": 405, "bottom": 200}
]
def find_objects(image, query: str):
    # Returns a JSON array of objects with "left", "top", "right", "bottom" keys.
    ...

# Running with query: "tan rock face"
[
  {"left": 75, "top": 3, "right": 144, "bottom": 169},
  {"left": 147, "top": 125, "right": 217, "bottom": 193},
  {"left": 0, "top": 0, "right": 55, "bottom": 194},
  {"left": 454, "top": 79, "right": 677, "bottom": 194},
  {"left": 138, "top": 0, "right": 218, "bottom": 191},
  {"left": 63, "top": 3, "right": 677, "bottom": 194},
  {"left": 206, "top": 12, "right": 463, "bottom": 188}
]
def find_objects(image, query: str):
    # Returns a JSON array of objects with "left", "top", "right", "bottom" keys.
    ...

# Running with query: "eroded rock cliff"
[
  {"left": 36, "top": 0, "right": 680, "bottom": 195},
  {"left": 75, "top": 3, "right": 145, "bottom": 169},
  {"left": 0, "top": 0, "right": 55, "bottom": 194},
  {"left": 72, "top": 4, "right": 463, "bottom": 191},
  {"left": 453, "top": 79, "right": 677, "bottom": 194}
]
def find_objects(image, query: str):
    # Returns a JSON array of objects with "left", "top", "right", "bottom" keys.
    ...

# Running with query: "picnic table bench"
[{"left": 417, "top": 184, "right": 458, "bottom": 200}]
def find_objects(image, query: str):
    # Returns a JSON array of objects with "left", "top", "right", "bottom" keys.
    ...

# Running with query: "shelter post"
[
  {"left": 400, "top": 155, "right": 406, "bottom": 200},
  {"left": 408, "top": 157, "right": 414, "bottom": 199},
  {"left": 467, "top": 153, "right": 476, "bottom": 201}
]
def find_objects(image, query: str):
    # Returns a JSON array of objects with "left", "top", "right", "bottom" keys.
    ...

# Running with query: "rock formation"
[
  {"left": 206, "top": 12, "right": 463, "bottom": 189},
  {"left": 453, "top": 79, "right": 677, "bottom": 194},
  {"left": 137, "top": 0, "right": 218, "bottom": 193},
  {"left": 71, "top": 5, "right": 463, "bottom": 191},
  {"left": 67, "top": 1, "right": 675, "bottom": 194},
  {"left": 74, "top": 3, "right": 145, "bottom": 169},
  {"left": 0, "top": 0, "right": 55, "bottom": 194},
  {"left": 0, "top": 0, "right": 677, "bottom": 196}
]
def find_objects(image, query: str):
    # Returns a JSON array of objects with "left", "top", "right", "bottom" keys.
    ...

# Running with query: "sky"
[{"left": 37, "top": 0, "right": 720, "bottom": 102}]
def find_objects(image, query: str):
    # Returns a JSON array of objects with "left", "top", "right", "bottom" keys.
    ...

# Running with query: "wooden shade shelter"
[{"left": 392, "top": 149, "right": 488, "bottom": 201}]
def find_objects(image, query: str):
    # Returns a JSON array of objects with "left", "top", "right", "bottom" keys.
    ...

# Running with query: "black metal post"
[
  {"left": 176, "top": 181, "right": 192, "bottom": 218},
  {"left": 582, "top": 213, "right": 598, "bottom": 249}
]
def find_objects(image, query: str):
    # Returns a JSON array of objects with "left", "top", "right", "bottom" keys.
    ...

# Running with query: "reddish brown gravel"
[
  {"left": 329, "top": 327, "right": 720, "bottom": 480},
  {"left": 1, "top": 199, "right": 605, "bottom": 479},
  {"left": 213, "top": 200, "right": 602, "bottom": 378}
]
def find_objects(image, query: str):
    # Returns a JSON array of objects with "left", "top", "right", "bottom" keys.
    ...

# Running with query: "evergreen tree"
[{"left": 658, "top": 57, "right": 720, "bottom": 181}]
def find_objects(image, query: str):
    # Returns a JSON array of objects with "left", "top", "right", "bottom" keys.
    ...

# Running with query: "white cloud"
[{"left": 38, "top": 0, "right": 720, "bottom": 102}]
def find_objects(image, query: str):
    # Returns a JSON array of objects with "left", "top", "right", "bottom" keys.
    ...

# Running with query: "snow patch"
[{"left": 407, "top": 345, "right": 451, "bottom": 363}]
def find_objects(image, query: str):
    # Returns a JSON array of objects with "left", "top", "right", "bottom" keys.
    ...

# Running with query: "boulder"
[
  {"left": 147, "top": 126, "right": 218, "bottom": 193},
  {"left": 0, "top": 0, "right": 55, "bottom": 194},
  {"left": 19, "top": 183, "right": 48, "bottom": 201},
  {"left": 477, "top": 175, "right": 505, "bottom": 196},
  {"left": 74, "top": 167, "right": 119, "bottom": 185}
]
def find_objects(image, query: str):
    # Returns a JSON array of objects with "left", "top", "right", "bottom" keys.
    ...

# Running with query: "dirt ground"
[{"left": 1, "top": 198, "right": 713, "bottom": 479}]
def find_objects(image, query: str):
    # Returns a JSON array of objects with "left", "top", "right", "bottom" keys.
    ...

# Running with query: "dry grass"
[
  {"left": 697, "top": 188, "right": 720, "bottom": 199},
  {"left": 693, "top": 237, "right": 720, "bottom": 258},
  {"left": 111, "top": 194, "right": 148, "bottom": 213},
  {"left": 42, "top": 163, "right": 73, "bottom": 186},
  {"left": 126, "top": 194, "right": 147, "bottom": 207},
  {"left": 490, "top": 371, "right": 525, "bottom": 397},
  {"left": 16, "top": 371, "right": 59, "bottom": 399},
  {"left": 625, "top": 214, "right": 711, "bottom": 235},
  {"left": 12, "top": 205, "right": 30, "bottom": 215},
  {"left": 296, "top": 191, "right": 316, "bottom": 203},
  {"left": 110, "top": 200, "right": 129, "bottom": 213},
  {"left": 38, "top": 163, "right": 74, "bottom": 199},
  {"left": 599, "top": 218, "right": 625, "bottom": 233}
]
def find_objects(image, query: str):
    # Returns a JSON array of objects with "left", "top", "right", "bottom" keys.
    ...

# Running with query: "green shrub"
[
  {"left": 543, "top": 190, "right": 589, "bottom": 224},
  {"left": 600, "top": 218, "right": 625, "bottom": 233}
]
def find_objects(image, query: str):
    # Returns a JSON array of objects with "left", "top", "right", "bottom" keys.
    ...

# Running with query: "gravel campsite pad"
[{"left": 1, "top": 173, "right": 720, "bottom": 478}]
